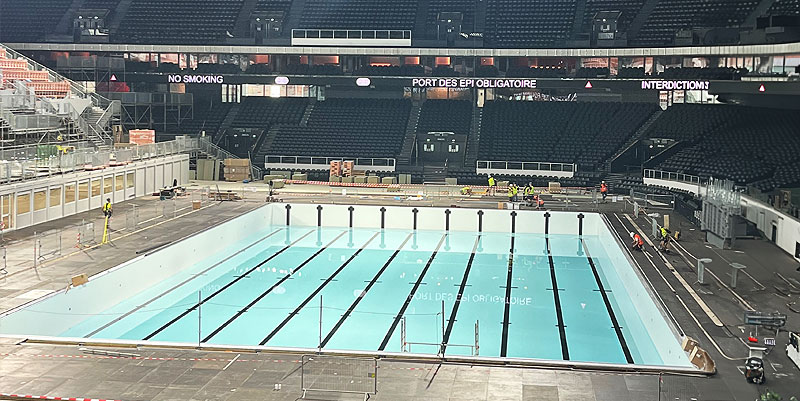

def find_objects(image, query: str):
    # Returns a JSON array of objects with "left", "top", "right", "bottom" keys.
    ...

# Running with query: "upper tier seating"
[
  {"left": 417, "top": 100, "right": 472, "bottom": 135},
  {"left": 582, "top": 0, "right": 645, "bottom": 32},
  {"left": 478, "top": 101, "right": 658, "bottom": 170},
  {"left": 659, "top": 67, "right": 746, "bottom": 80},
  {"left": 255, "top": 0, "right": 293, "bottom": 13},
  {"left": 635, "top": 0, "right": 758, "bottom": 46},
  {"left": 653, "top": 105, "right": 800, "bottom": 189},
  {"left": 269, "top": 98, "right": 411, "bottom": 157},
  {"left": 425, "top": 0, "right": 477, "bottom": 37},
  {"left": 232, "top": 97, "right": 308, "bottom": 129},
  {"left": 506, "top": 66, "right": 568, "bottom": 78},
  {"left": 484, "top": 0, "right": 577, "bottom": 48},
  {"left": 0, "top": 0, "right": 71, "bottom": 42},
  {"left": 354, "top": 65, "right": 425, "bottom": 76},
  {"left": 299, "top": 0, "right": 418, "bottom": 29},
  {"left": 769, "top": 0, "right": 800, "bottom": 15},
  {"left": 116, "top": 0, "right": 244, "bottom": 44}
]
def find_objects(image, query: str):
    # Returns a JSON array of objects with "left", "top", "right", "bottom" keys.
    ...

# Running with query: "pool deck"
[{"left": 0, "top": 180, "right": 797, "bottom": 401}]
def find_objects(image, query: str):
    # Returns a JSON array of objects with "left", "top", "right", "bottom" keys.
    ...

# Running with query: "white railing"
[
  {"left": 264, "top": 155, "right": 396, "bottom": 172},
  {"left": 191, "top": 137, "right": 263, "bottom": 180},
  {"left": 476, "top": 160, "right": 576, "bottom": 178},
  {"left": 291, "top": 29, "right": 411, "bottom": 47}
]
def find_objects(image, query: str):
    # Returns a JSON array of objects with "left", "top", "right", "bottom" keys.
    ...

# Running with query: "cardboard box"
[
  {"left": 225, "top": 158, "right": 251, "bottom": 167},
  {"left": 129, "top": 129, "right": 155, "bottom": 145},
  {"left": 71, "top": 273, "right": 89, "bottom": 287}
]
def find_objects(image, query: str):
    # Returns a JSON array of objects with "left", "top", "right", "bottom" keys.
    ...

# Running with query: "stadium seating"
[
  {"left": 0, "top": 0, "right": 71, "bottom": 42},
  {"left": 179, "top": 102, "right": 232, "bottom": 137},
  {"left": 232, "top": 97, "right": 308, "bottom": 129},
  {"left": 653, "top": 105, "right": 800, "bottom": 189},
  {"left": 635, "top": 0, "right": 758, "bottom": 46},
  {"left": 582, "top": 0, "right": 645, "bottom": 32},
  {"left": 417, "top": 100, "right": 472, "bottom": 135},
  {"left": 618, "top": 67, "right": 645, "bottom": 78},
  {"left": 299, "top": 0, "right": 417, "bottom": 29},
  {"left": 479, "top": 101, "right": 659, "bottom": 170},
  {"left": 116, "top": 0, "right": 244, "bottom": 44},
  {"left": 769, "top": 0, "right": 800, "bottom": 15},
  {"left": 484, "top": 0, "right": 577, "bottom": 48},
  {"left": 255, "top": 0, "right": 293, "bottom": 13},
  {"left": 426, "top": 0, "right": 477, "bottom": 36},
  {"left": 268, "top": 98, "right": 411, "bottom": 157},
  {"left": 659, "top": 67, "right": 745, "bottom": 80}
]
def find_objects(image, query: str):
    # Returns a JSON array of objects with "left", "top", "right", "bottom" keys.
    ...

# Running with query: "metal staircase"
[
  {"left": 605, "top": 108, "right": 663, "bottom": 172},
  {"left": 300, "top": 99, "right": 315, "bottom": 126},
  {"left": 463, "top": 107, "right": 483, "bottom": 168},
  {"left": 214, "top": 103, "right": 240, "bottom": 145},
  {"left": 397, "top": 102, "right": 422, "bottom": 166}
]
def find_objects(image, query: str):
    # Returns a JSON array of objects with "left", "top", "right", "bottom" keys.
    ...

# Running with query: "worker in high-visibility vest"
[
  {"left": 600, "top": 181, "right": 608, "bottom": 202},
  {"left": 488, "top": 175, "right": 496, "bottom": 196},
  {"left": 630, "top": 232, "right": 644, "bottom": 251},
  {"left": 103, "top": 198, "right": 113, "bottom": 228}
]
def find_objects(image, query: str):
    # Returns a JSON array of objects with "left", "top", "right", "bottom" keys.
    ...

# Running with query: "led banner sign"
[
  {"left": 412, "top": 78, "right": 537, "bottom": 88},
  {"left": 641, "top": 80, "right": 710, "bottom": 90},
  {"left": 167, "top": 74, "right": 224, "bottom": 84}
]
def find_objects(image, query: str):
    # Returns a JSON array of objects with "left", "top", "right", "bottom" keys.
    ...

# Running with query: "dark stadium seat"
[
  {"left": 769, "top": 0, "right": 800, "bottom": 15},
  {"left": 478, "top": 101, "right": 659, "bottom": 170},
  {"left": 659, "top": 67, "right": 745, "bottom": 80},
  {"left": 232, "top": 97, "right": 308, "bottom": 129},
  {"left": 652, "top": 105, "right": 800, "bottom": 189},
  {"left": 268, "top": 98, "right": 411, "bottom": 157},
  {"left": 179, "top": 102, "right": 233, "bottom": 137},
  {"left": 417, "top": 100, "right": 472, "bottom": 135},
  {"left": 484, "top": 0, "right": 577, "bottom": 48},
  {"left": 581, "top": 0, "right": 645, "bottom": 32},
  {"left": 425, "top": 0, "right": 477, "bottom": 37},
  {"left": 0, "top": 0, "right": 71, "bottom": 42},
  {"left": 116, "top": 0, "right": 244, "bottom": 44},
  {"left": 635, "top": 0, "right": 759, "bottom": 46},
  {"left": 299, "top": 0, "right": 417, "bottom": 30},
  {"left": 618, "top": 67, "right": 646, "bottom": 78}
]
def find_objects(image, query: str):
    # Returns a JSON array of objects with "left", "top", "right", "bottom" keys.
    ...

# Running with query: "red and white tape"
[{"left": 0, "top": 394, "right": 119, "bottom": 401}]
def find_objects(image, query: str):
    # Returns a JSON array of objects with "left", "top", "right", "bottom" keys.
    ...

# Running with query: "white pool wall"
[
  {"left": 0, "top": 203, "right": 689, "bottom": 368},
  {"left": 0, "top": 204, "right": 273, "bottom": 336}
]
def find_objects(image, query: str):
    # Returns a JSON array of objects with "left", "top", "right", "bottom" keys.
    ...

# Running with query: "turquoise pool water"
[{"left": 47, "top": 225, "right": 684, "bottom": 366}]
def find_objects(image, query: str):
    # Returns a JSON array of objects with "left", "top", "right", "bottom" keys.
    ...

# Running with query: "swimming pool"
[{"left": 0, "top": 203, "right": 692, "bottom": 369}]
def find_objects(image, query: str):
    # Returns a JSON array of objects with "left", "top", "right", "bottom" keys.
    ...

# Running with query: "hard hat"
[{"left": 630, "top": 232, "right": 635, "bottom": 239}]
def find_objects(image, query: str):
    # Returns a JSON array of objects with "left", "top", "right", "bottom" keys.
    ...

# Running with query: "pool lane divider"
[
  {"left": 545, "top": 237, "right": 570, "bottom": 360},
  {"left": 580, "top": 239, "right": 635, "bottom": 364},
  {"left": 442, "top": 234, "right": 481, "bottom": 353},
  {"left": 201, "top": 230, "right": 349, "bottom": 343},
  {"left": 142, "top": 228, "right": 317, "bottom": 341},
  {"left": 500, "top": 212, "right": 517, "bottom": 357},
  {"left": 319, "top": 233, "right": 413, "bottom": 348},
  {"left": 378, "top": 233, "right": 447, "bottom": 351},
  {"left": 258, "top": 231, "right": 381, "bottom": 345},
  {"left": 86, "top": 228, "right": 285, "bottom": 338}
]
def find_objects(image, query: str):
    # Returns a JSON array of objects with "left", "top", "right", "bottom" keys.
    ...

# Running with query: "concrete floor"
[{"left": 0, "top": 181, "right": 797, "bottom": 401}]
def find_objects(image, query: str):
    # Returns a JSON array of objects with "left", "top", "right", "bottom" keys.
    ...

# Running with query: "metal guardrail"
[
  {"left": 265, "top": 155, "right": 396, "bottom": 169},
  {"left": 194, "top": 137, "right": 263, "bottom": 180},
  {"left": 476, "top": 160, "right": 576, "bottom": 173},
  {"left": 292, "top": 28, "right": 411, "bottom": 40},
  {"left": 643, "top": 169, "right": 706, "bottom": 186}
]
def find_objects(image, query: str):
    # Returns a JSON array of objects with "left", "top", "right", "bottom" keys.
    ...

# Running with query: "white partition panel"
[
  {"left": 145, "top": 166, "right": 155, "bottom": 193},
  {"left": 320, "top": 204, "right": 351, "bottom": 228},
  {"left": 155, "top": 164, "right": 164, "bottom": 190},
  {"left": 352, "top": 205, "right": 382, "bottom": 229}
]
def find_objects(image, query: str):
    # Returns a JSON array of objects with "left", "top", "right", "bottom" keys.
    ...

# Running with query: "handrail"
[
  {"left": 197, "top": 137, "right": 263, "bottom": 180},
  {"left": 642, "top": 169, "right": 707, "bottom": 185},
  {"left": 476, "top": 160, "right": 576, "bottom": 173},
  {"left": 265, "top": 155, "right": 396, "bottom": 167}
]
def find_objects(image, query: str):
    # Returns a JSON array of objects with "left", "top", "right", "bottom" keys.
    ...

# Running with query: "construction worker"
[
  {"left": 488, "top": 175, "right": 496, "bottom": 196},
  {"left": 523, "top": 182, "right": 533, "bottom": 203},
  {"left": 102, "top": 198, "right": 113, "bottom": 229},
  {"left": 659, "top": 226, "right": 671, "bottom": 252},
  {"left": 512, "top": 184, "right": 519, "bottom": 202},
  {"left": 537, "top": 195, "right": 544, "bottom": 210},
  {"left": 460, "top": 186, "right": 472, "bottom": 196},
  {"left": 630, "top": 232, "right": 644, "bottom": 251},
  {"left": 600, "top": 181, "right": 608, "bottom": 202},
  {"left": 508, "top": 183, "right": 515, "bottom": 202}
]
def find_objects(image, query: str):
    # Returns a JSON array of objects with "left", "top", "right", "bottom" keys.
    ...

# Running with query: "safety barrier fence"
[
  {"left": 0, "top": 136, "right": 258, "bottom": 184},
  {"left": 0, "top": 190, "right": 237, "bottom": 278}
]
